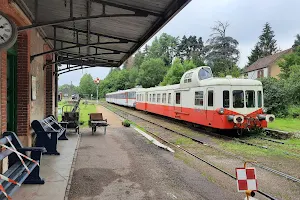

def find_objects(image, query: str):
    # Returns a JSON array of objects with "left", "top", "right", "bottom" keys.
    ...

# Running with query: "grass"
[
  {"left": 174, "top": 137, "right": 194, "bottom": 145},
  {"left": 58, "top": 100, "right": 97, "bottom": 127},
  {"left": 268, "top": 118, "right": 300, "bottom": 132}
]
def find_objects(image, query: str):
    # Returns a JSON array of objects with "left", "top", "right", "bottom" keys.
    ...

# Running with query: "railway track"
[
  {"left": 101, "top": 102, "right": 300, "bottom": 184},
  {"left": 101, "top": 102, "right": 280, "bottom": 200}
]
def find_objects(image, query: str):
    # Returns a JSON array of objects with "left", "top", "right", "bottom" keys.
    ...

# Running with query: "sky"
[{"left": 59, "top": 0, "right": 300, "bottom": 86}]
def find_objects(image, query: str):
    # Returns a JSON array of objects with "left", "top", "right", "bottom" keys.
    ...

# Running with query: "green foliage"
[
  {"left": 204, "top": 21, "right": 240, "bottom": 75},
  {"left": 284, "top": 65, "right": 300, "bottom": 105},
  {"left": 177, "top": 35, "right": 204, "bottom": 63},
  {"left": 258, "top": 22, "right": 278, "bottom": 57},
  {"left": 247, "top": 43, "right": 263, "bottom": 66},
  {"left": 78, "top": 74, "right": 97, "bottom": 97},
  {"left": 218, "top": 65, "right": 241, "bottom": 77},
  {"left": 261, "top": 77, "right": 289, "bottom": 117},
  {"left": 161, "top": 58, "right": 185, "bottom": 86},
  {"left": 293, "top": 34, "right": 300, "bottom": 47},
  {"left": 278, "top": 46, "right": 300, "bottom": 79},
  {"left": 136, "top": 58, "right": 167, "bottom": 88},
  {"left": 58, "top": 84, "right": 78, "bottom": 96}
]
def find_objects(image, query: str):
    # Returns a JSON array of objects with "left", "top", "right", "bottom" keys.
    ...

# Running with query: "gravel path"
[{"left": 68, "top": 105, "right": 242, "bottom": 200}]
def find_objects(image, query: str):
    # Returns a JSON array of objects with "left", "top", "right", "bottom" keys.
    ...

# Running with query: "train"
[{"left": 106, "top": 66, "right": 275, "bottom": 131}]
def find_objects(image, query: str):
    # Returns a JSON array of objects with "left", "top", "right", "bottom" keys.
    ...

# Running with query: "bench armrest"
[
  {"left": 36, "top": 130, "right": 59, "bottom": 134},
  {"left": 18, "top": 147, "right": 46, "bottom": 153}
]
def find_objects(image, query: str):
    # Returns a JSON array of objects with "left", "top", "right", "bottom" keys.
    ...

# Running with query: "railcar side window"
[
  {"left": 233, "top": 90, "right": 244, "bottom": 108},
  {"left": 257, "top": 91, "right": 262, "bottom": 108},
  {"left": 157, "top": 94, "right": 161, "bottom": 103},
  {"left": 168, "top": 93, "right": 171, "bottom": 104},
  {"left": 208, "top": 90, "right": 214, "bottom": 107},
  {"left": 162, "top": 93, "right": 166, "bottom": 103},
  {"left": 246, "top": 91, "right": 255, "bottom": 108},
  {"left": 223, "top": 91, "right": 230, "bottom": 108},
  {"left": 195, "top": 91, "right": 204, "bottom": 106},
  {"left": 153, "top": 94, "right": 156, "bottom": 103},
  {"left": 149, "top": 94, "right": 152, "bottom": 102},
  {"left": 176, "top": 93, "right": 181, "bottom": 104}
]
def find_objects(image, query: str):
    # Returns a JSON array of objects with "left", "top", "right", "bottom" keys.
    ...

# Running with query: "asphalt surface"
[{"left": 68, "top": 106, "right": 241, "bottom": 200}]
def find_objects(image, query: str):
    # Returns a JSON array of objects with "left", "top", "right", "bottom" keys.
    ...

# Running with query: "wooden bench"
[
  {"left": 88, "top": 113, "right": 108, "bottom": 135},
  {"left": 0, "top": 132, "right": 45, "bottom": 199},
  {"left": 31, "top": 116, "right": 67, "bottom": 155}
]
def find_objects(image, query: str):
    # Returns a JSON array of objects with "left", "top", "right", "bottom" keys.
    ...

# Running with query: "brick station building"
[{"left": 0, "top": 0, "right": 55, "bottom": 149}]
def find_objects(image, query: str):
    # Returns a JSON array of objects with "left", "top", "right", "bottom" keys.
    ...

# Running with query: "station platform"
[{"left": 12, "top": 105, "right": 241, "bottom": 200}]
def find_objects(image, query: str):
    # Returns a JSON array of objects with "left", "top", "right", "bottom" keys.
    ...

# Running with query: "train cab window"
[
  {"left": 195, "top": 91, "right": 204, "bottom": 106},
  {"left": 168, "top": 93, "right": 171, "bottom": 104},
  {"left": 153, "top": 94, "right": 156, "bottom": 103},
  {"left": 176, "top": 93, "right": 181, "bottom": 104},
  {"left": 208, "top": 90, "right": 214, "bottom": 107},
  {"left": 257, "top": 91, "right": 262, "bottom": 108},
  {"left": 233, "top": 90, "right": 244, "bottom": 108},
  {"left": 184, "top": 72, "right": 193, "bottom": 83},
  {"left": 246, "top": 91, "right": 255, "bottom": 108},
  {"left": 198, "top": 68, "right": 213, "bottom": 80},
  {"left": 162, "top": 93, "right": 166, "bottom": 103},
  {"left": 157, "top": 94, "right": 161, "bottom": 103},
  {"left": 223, "top": 91, "right": 230, "bottom": 108}
]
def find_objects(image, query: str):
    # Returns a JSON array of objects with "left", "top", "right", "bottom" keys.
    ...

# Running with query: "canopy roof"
[{"left": 15, "top": 0, "right": 191, "bottom": 75}]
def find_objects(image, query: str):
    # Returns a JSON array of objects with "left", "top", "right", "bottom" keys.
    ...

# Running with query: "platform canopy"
[{"left": 15, "top": 0, "right": 191, "bottom": 75}]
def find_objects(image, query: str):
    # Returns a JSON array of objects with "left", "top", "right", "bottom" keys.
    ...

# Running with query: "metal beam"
[
  {"left": 44, "top": 52, "right": 116, "bottom": 67},
  {"left": 91, "top": 0, "right": 162, "bottom": 17},
  {"left": 18, "top": 13, "right": 146, "bottom": 31},
  {"left": 31, "top": 40, "right": 127, "bottom": 60},
  {"left": 53, "top": 25, "right": 137, "bottom": 43},
  {"left": 58, "top": 65, "right": 115, "bottom": 76},
  {"left": 58, "top": 62, "right": 110, "bottom": 72},
  {"left": 45, "top": 37, "right": 128, "bottom": 54},
  {"left": 58, "top": 58, "right": 118, "bottom": 66}
]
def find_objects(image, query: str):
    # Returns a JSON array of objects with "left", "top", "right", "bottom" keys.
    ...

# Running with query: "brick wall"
[
  {"left": 45, "top": 63, "right": 54, "bottom": 116},
  {"left": 0, "top": 52, "right": 7, "bottom": 134}
]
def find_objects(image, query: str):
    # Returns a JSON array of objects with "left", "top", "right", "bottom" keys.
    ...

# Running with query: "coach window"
[
  {"left": 162, "top": 93, "right": 166, "bottom": 103},
  {"left": 168, "top": 93, "right": 172, "bottom": 104},
  {"left": 157, "top": 94, "right": 161, "bottom": 103},
  {"left": 176, "top": 93, "right": 181, "bottom": 104},
  {"left": 208, "top": 90, "right": 214, "bottom": 107},
  {"left": 149, "top": 94, "right": 152, "bottom": 102},
  {"left": 223, "top": 91, "right": 230, "bottom": 108},
  {"left": 257, "top": 91, "right": 262, "bottom": 108},
  {"left": 153, "top": 94, "right": 156, "bottom": 103},
  {"left": 233, "top": 90, "right": 244, "bottom": 108},
  {"left": 246, "top": 91, "right": 255, "bottom": 108},
  {"left": 195, "top": 91, "right": 204, "bottom": 106}
]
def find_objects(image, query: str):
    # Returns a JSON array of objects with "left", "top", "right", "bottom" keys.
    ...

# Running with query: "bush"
[
  {"left": 260, "top": 77, "right": 289, "bottom": 117},
  {"left": 122, "top": 120, "right": 131, "bottom": 127}
]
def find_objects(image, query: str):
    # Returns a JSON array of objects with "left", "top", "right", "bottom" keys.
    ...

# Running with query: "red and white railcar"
[
  {"left": 106, "top": 66, "right": 275, "bottom": 130},
  {"left": 106, "top": 88, "right": 141, "bottom": 107}
]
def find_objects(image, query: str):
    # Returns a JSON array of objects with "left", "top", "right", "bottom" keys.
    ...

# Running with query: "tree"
[
  {"left": 133, "top": 50, "right": 145, "bottom": 70},
  {"left": 204, "top": 21, "right": 240, "bottom": 75},
  {"left": 161, "top": 58, "right": 185, "bottom": 86},
  {"left": 136, "top": 58, "right": 167, "bottom": 88},
  {"left": 278, "top": 46, "right": 300, "bottom": 79},
  {"left": 78, "top": 74, "right": 97, "bottom": 97},
  {"left": 293, "top": 34, "right": 300, "bottom": 47},
  {"left": 247, "top": 43, "right": 263, "bottom": 66},
  {"left": 58, "top": 84, "right": 78, "bottom": 96},
  {"left": 177, "top": 35, "right": 205, "bottom": 64},
  {"left": 258, "top": 22, "right": 278, "bottom": 57}
]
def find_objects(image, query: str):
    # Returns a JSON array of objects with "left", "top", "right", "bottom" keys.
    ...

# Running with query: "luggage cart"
[
  {"left": 61, "top": 98, "right": 81, "bottom": 134},
  {"left": 88, "top": 113, "right": 108, "bottom": 135}
]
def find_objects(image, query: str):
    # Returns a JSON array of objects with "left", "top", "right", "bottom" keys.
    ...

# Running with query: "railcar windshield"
[
  {"left": 233, "top": 90, "right": 244, "bottom": 108},
  {"left": 246, "top": 91, "right": 255, "bottom": 108},
  {"left": 198, "top": 67, "right": 213, "bottom": 80}
]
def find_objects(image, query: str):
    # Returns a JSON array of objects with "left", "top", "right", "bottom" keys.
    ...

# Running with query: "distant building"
[{"left": 245, "top": 48, "right": 292, "bottom": 79}]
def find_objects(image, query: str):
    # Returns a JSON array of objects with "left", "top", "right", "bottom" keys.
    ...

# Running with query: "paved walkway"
[
  {"left": 13, "top": 133, "right": 79, "bottom": 200},
  {"left": 67, "top": 105, "right": 240, "bottom": 200}
]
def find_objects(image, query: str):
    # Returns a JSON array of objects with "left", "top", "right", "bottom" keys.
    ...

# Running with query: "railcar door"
[
  {"left": 174, "top": 92, "right": 182, "bottom": 112},
  {"left": 145, "top": 92, "right": 148, "bottom": 110},
  {"left": 205, "top": 88, "right": 215, "bottom": 126}
]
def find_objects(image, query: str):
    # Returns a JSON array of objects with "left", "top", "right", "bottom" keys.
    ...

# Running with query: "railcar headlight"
[
  {"left": 217, "top": 108, "right": 225, "bottom": 114},
  {"left": 227, "top": 115, "right": 234, "bottom": 121},
  {"left": 257, "top": 114, "right": 266, "bottom": 120}
]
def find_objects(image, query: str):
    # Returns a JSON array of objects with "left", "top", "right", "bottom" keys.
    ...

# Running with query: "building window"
[
  {"left": 223, "top": 91, "right": 230, "bottom": 108},
  {"left": 257, "top": 69, "right": 264, "bottom": 78},
  {"left": 246, "top": 90, "right": 255, "bottom": 108},
  {"left": 195, "top": 91, "right": 204, "bottom": 106},
  {"left": 208, "top": 90, "right": 214, "bottom": 107},
  {"left": 162, "top": 93, "right": 166, "bottom": 103},
  {"left": 168, "top": 93, "right": 171, "bottom": 104},
  {"left": 233, "top": 90, "right": 244, "bottom": 108},
  {"left": 157, "top": 94, "right": 161, "bottom": 103},
  {"left": 176, "top": 93, "right": 181, "bottom": 104},
  {"left": 257, "top": 91, "right": 262, "bottom": 108}
]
